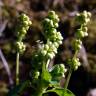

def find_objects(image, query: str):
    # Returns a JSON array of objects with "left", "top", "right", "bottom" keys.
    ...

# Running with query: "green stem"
[
  {"left": 64, "top": 50, "right": 78, "bottom": 94},
  {"left": 64, "top": 67, "right": 72, "bottom": 90},
  {"left": 36, "top": 60, "right": 48, "bottom": 96},
  {"left": 46, "top": 59, "right": 50, "bottom": 69},
  {"left": 16, "top": 52, "right": 19, "bottom": 85},
  {"left": 73, "top": 50, "right": 78, "bottom": 59}
]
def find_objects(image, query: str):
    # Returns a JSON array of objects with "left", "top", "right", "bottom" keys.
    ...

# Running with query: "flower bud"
[
  {"left": 87, "top": 12, "right": 91, "bottom": 18},
  {"left": 34, "top": 71, "right": 40, "bottom": 79},
  {"left": 50, "top": 64, "right": 67, "bottom": 79},
  {"left": 47, "top": 52, "right": 55, "bottom": 59},
  {"left": 48, "top": 11, "right": 59, "bottom": 23},
  {"left": 44, "top": 44, "right": 49, "bottom": 50},
  {"left": 68, "top": 58, "right": 81, "bottom": 70},
  {"left": 72, "top": 58, "right": 81, "bottom": 70},
  {"left": 54, "top": 42, "right": 59, "bottom": 48},
  {"left": 15, "top": 41, "right": 26, "bottom": 53},
  {"left": 41, "top": 50, "right": 47, "bottom": 56},
  {"left": 72, "top": 39, "right": 82, "bottom": 51},
  {"left": 16, "top": 13, "right": 32, "bottom": 41},
  {"left": 83, "top": 11, "right": 88, "bottom": 18},
  {"left": 76, "top": 29, "right": 85, "bottom": 38}
]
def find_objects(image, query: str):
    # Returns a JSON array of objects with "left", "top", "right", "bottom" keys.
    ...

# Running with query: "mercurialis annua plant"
[
  {"left": 30, "top": 11, "right": 67, "bottom": 96},
  {"left": 9, "top": 11, "right": 91, "bottom": 96}
]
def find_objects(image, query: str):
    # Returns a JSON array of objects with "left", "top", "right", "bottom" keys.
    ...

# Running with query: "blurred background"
[{"left": 0, "top": 0, "right": 96, "bottom": 96}]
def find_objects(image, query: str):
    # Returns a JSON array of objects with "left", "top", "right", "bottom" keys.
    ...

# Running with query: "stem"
[
  {"left": 16, "top": 52, "right": 19, "bottom": 85},
  {"left": 73, "top": 50, "right": 78, "bottom": 59},
  {"left": 46, "top": 59, "right": 50, "bottom": 69},
  {"left": 64, "top": 50, "right": 78, "bottom": 93},
  {"left": 36, "top": 60, "right": 48, "bottom": 96},
  {"left": 64, "top": 67, "right": 72, "bottom": 90}
]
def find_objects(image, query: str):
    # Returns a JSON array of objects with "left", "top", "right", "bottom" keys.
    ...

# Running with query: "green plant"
[
  {"left": 64, "top": 11, "right": 91, "bottom": 91},
  {"left": 8, "top": 11, "right": 91, "bottom": 96},
  {"left": 15, "top": 14, "right": 32, "bottom": 85}
]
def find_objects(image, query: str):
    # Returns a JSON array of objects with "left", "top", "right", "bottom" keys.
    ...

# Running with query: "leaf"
[
  {"left": 42, "top": 69, "right": 52, "bottom": 82},
  {"left": 42, "top": 62, "right": 52, "bottom": 82},
  {"left": 64, "top": 89, "right": 75, "bottom": 96},
  {"left": 45, "top": 88, "right": 75, "bottom": 96},
  {"left": 7, "top": 80, "right": 30, "bottom": 96}
]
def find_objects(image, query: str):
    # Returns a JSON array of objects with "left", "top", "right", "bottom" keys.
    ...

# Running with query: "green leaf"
[
  {"left": 64, "top": 89, "right": 75, "bottom": 96},
  {"left": 42, "top": 69, "right": 52, "bottom": 82},
  {"left": 7, "top": 80, "right": 30, "bottom": 96},
  {"left": 42, "top": 62, "right": 52, "bottom": 82},
  {"left": 45, "top": 88, "right": 75, "bottom": 96}
]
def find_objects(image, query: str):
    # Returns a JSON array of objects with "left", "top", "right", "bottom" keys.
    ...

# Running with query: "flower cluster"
[
  {"left": 68, "top": 58, "right": 81, "bottom": 70},
  {"left": 71, "top": 11, "right": 91, "bottom": 70},
  {"left": 15, "top": 41, "right": 26, "bottom": 53},
  {"left": 15, "top": 14, "right": 32, "bottom": 53},
  {"left": 41, "top": 11, "right": 63, "bottom": 59},
  {"left": 31, "top": 11, "right": 66, "bottom": 88},
  {"left": 73, "top": 11, "right": 91, "bottom": 51},
  {"left": 72, "top": 39, "right": 82, "bottom": 51},
  {"left": 41, "top": 41, "right": 57, "bottom": 59},
  {"left": 50, "top": 64, "right": 67, "bottom": 80}
]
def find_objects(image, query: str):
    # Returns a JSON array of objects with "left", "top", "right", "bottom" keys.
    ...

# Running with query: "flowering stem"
[
  {"left": 16, "top": 52, "right": 19, "bottom": 85},
  {"left": 64, "top": 50, "right": 78, "bottom": 93},
  {"left": 64, "top": 67, "right": 72, "bottom": 91},
  {"left": 73, "top": 50, "right": 78, "bottom": 59}
]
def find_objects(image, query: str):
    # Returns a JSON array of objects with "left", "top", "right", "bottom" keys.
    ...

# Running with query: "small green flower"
[
  {"left": 50, "top": 64, "right": 67, "bottom": 81},
  {"left": 53, "top": 42, "right": 59, "bottom": 48},
  {"left": 76, "top": 11, "right": 91, "bottom": 25},
  {"left": 41, "top": 41, "right": 58, "bottom": 59},
  {"left": 34, "top": 71, "right": 40, "bottom": 79},
  {"left": 48, "top": 11, "right": 59, "bottom": 23},
  {"left": 72, "top": 58, "right": 81, "bottom": 70},
  {"left": 41, "top": 11, "right": 63, "bottom": 59},
  {"left": 76, "top": 28, "right": 88, "bottom": 38},
  {"left": 15, "top": 13, "right": 32, "bottom": 53},
  {"left": 68, "top": 58, "right": 81, "bottom": 70},
  {"left": 72, "top": 39, "right": 82, "bottom": 51},
  {"left": 73, "top": 11, "right": 91, "bottom": 52},
  {"left": 42, "top": 10, "right": 62, "bottom": 44},
  {"left": 16, "top": 13, "right": 32, "bottom": 41},
  {"left": 15, "top": 41, "right": 26, "bottom": 53}
]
